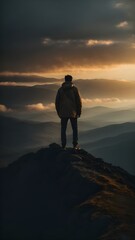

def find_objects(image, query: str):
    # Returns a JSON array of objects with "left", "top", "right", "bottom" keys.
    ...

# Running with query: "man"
[{"left": 55, "top": 75, "right": 82, "bottom": 149}]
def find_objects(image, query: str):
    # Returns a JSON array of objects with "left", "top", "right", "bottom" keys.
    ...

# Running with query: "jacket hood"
[{"left": 62, "top": 81, "right": 74, "bottom": 89}]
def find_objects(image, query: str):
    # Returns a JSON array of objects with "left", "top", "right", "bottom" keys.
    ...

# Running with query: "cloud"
[
  {"left": 43, "top": 38, "right": 71, "bottom": 46},
  {"left": 0, "top": 104, "right": 12, "bottom": 112},
  {"left": 116, "top": 21, "right": 129, "bottom": 29},
  {"left": 82, "top": 98, "right": 121, "bottom": 105},
  {"left": 26, "top": 103, "right": 55, "bottom": 111},
  {"left": 42, "top": 38, "right": 114, "bottom": 47},
  {"left": 82, "top": 97, "right": 135, "bottom": 108},
  {"left": 86, "top": 39, "right": 114, "bottom": 46},
  {"left": 0, "top": 82, "right": 18, "bottom": 86},
  {"left": 0, "top": 73, "right": 61, "bottom": 85}
]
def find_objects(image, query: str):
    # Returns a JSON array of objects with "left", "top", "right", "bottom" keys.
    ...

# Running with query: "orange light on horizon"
[{"left": 0, "top": 64, "right": 135, "bottom": 81}]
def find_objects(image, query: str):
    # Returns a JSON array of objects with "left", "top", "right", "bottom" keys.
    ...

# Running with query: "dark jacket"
[{"left": 55, "top": 82, "right": 82, "bottom": 118}]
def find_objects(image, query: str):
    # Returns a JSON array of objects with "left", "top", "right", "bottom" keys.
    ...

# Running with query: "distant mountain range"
[
  {"left": 0, "top": 115, "right": 60, "bottom": 148},
  {"left": 90, "top": 109, "right": 135, "bottom": 123},
  {"left": 0, "top": 114, "right": 103, "bottom": 166},
  {"left": 0, "top": 114, "right": 135, "bottom": 175},
  {"left": 1, "top": 105, "right": 135, "bottom": 126},
  {"left": 78, "top": 122, "right": 135, "bottom": 174},
  {"left": 82, "top": 131, "right": 135, "bottom": 175},
  {"left": 79, "top": 122, "right": 135, "bottom": 144},
  {"left": 0, "top": 115, "right": 60, "bottom": 166},
  {"left": 82, "top": 106, "right": 135, "bottom": 124},
  {"left": 1, "top": 144, "right": 135, "bottom": 240}
]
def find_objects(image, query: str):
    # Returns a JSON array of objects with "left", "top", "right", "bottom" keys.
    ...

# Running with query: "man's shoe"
[{"left": 74, "top": 144, "right": 80, "bottom": 150}]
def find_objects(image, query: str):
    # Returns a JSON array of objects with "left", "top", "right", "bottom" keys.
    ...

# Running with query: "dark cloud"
[
  {"left": 0, "top": 0, "right": 135, "bottom": 73},
  {"left": 1, "top": 41, "right": 135, "bottom": 72},
  {"left": 0, "top": 85, "right": 56, "bottom": 108},
  {"left": 1, "top": 0, "right": 132, "bottom": 39}
]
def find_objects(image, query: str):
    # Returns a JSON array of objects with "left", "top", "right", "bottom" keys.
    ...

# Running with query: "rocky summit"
[{"left": 1, "top": 143, "right": 135, "bottom": 240}]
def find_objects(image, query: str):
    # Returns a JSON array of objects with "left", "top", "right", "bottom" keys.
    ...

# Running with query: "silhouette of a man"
[{"left": 55, "top": 75, "right": 82, "bottom": 149}]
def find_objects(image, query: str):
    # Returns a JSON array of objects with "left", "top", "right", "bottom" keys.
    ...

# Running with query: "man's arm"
[
  {"left": 55, "top": 89, "right": 60, "bottom": 116},
  {"left": 74, "top": 87, "right": 82, "bottom": 117}
]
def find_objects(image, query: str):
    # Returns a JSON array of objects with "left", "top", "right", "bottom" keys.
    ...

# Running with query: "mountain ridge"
[
  {"left": 1, "top": 144, "right": 135, "bottom": 240},
  {"left": 79, "top": 122, "right": 135, "bottom": 143}
]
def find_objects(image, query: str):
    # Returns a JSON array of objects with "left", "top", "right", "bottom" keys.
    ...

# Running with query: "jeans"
[{"left": 61, "top": 118, "right": 78, "bottom": 148}]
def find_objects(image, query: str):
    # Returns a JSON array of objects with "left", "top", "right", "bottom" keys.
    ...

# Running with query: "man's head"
[{"left": 65, "top": 75, "right": 73, "bottom": 82}]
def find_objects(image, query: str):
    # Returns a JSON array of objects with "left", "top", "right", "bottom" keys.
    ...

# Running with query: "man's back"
[{"left": 55, "top": 81, "right": 82, "bottom": 118}]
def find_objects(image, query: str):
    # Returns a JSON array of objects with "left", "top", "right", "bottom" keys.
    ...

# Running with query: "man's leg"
[
  {"left": 61, "top": 118, "right": 68, "bottom": 148},
  {"left": 70, "top": 118, "right": 78, "bottom": 147}
]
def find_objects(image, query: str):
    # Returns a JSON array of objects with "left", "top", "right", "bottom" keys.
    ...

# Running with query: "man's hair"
[{"left": 65, "top": 75, "right": 73, "bottom": 82}]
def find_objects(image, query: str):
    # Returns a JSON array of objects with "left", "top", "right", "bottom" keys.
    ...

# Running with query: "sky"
[{"left": 1, "top": 0, "right": 135, "bottom": 80}]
